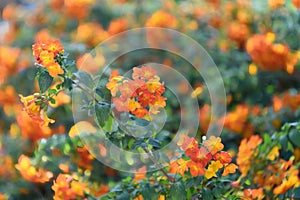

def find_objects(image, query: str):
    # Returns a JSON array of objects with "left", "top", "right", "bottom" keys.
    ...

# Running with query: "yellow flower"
[
  {"left": 205, "top": 160, "right": 223, "bottom": 179},
  {"left": 267, "top": 146, "right": 280, "bottom": 161}
]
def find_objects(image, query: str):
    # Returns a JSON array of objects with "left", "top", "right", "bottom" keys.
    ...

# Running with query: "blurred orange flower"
[
  {"left": 293, "top": 0, "right": 300, "bottom": 8},
  {"left": 227, "top": 21, "right": 250, "bottom": 47},
  {"left": 269, "top": 0, "right": 285, "bottom": 9},
  {"left": 15, "top": 155, "right": 53, "bottom": 183},
  {"left": 246, "top": 33, "right": 298, "bottom": 72},
  {"left": 16, "top": 111, "right": 53, "bottom": 142},
  {"left": 75, "top": 22, "right": 109, "bottom": 47},
  {"left": 237, "top": 135, "right": 262, "bottom": 176},
  {"left": 243, "top": 188, "right": 264, "bottom": 200},
  {"left": 108, "top": 18, "right": 128, "bottom": 35},
  {"left": 146, "top": 10, "right": 177, "bottom": 28}
]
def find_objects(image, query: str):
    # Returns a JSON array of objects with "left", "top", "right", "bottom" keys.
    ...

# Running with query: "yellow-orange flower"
[
  {"left": 269, "top": 0, "right": 285, "bottom": 9},
  {"left": 52, "top": 173, "right": 89, "bottom": 200},
  {"left": 19, "top": 94, "right": 55, "bottom": 126},
  {"left": 203, "top": 136, "right": 224, "bottom": 155},
  {"left": 246, "top": 33, "right": 298, "bottom": 72},
  {"left": 146, "top": 10, "right": 177, "bottom": 28},
  {"left": 15, "top": 155, "right": 53, "bottom": 183},
  {"left": 32, "top": 39, "right": 64, "bottom": 77},
  {"left": 205, "top": 160, "right": 223, "bottom": 179}
]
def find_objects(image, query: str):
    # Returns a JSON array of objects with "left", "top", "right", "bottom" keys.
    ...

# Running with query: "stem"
[{"left": 142, "top": 146, "right": 174, "bottom": 182}]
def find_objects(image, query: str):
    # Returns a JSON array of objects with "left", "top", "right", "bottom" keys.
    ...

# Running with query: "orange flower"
[
  {"left": 16, "top": 111, "right": 53, "bottom": 142},
  {"left": 107, "top": 66, "right": 166, "bottom": 120},
  {"left": 246, "top": 33, "right": 297, "bottom": 72},
  {"left": 145, "top": 10, "right": 177, "bottom": 28},
  {"left": 52, "top": 174, "right": 89, "bottom": 200},
  {"left": 0, "top": 46, "right": 22, "bottom": 83},
  {"left": 243, "top": 188, "right": 264, "bottom": 200},
  {"left": 293, "top": 0, "right": 300, "bottom": 8},
  {"left": 108, "top": 18, "right": 128, "bottom": 35},
  {"left": 32, "top": 39, "right": 64, "bottom": 77},
  {"left": 75, "top": 22, "right": 109, "bottom": 47},
  {"left": 77, "top": 52, "right": 105, "bottom": 74},
  {"left": 90, "top": 183, "right": 110, "bottom": 197},
  {"left": 237, "top": 135, "right": 262, "bottom": 176},
  {"left": 269, "top": 0, "right": 285, "bottom": 9},
  {"left": 106, "top": 70, "right": 123, "bottom": 97},
  {"left": 75, "top": 146, "right": 94, "bottom": 170},
  {"left": 186, "top": 160, "right": 206, "bottom": 177},
  {"left": 133, "top": 166, "right": 147, "bottom": 181},
  {"left": 19, "top": 93, "right": 55, "bottom": 126},
  {"left": 15, "top": 155, "right": 53, "bottom": 183},
  {"left": 214, "top": 152, "right": 232, "bottom": 165},
  {"left": 222, "top": 163, "right": 238, "bottom": 176},
  {"left": 64, "top": 0, "right": 95, "bottom": 19},
  {"left": 227, "top": 21, "right": 250, "bottom": 47},
  {"left": 203, "top": 136, "right": 224, "bottom": 155},
  {"left": 199, "top": 104, "right": 211, "bottom": 134},
  {"left": 168, "top": 158, "right": 189, "bottom": 176}
]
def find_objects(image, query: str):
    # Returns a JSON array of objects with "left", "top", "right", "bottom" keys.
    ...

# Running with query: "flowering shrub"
[{"left": 0, "top": 0, "right": 300, "bottom": 200}]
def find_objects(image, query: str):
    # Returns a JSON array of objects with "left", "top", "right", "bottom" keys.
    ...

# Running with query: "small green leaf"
[{"left": 38, "top": 71, "right": 53, "bottom": 93}]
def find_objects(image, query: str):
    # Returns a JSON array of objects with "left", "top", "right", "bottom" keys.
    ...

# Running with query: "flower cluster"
[
  {"left": 19, "top": 93, "right": 55, "bottom": 126},
  {"left": 15, "top": 155, "right": 53, "bottom": 183},
  {"left": 52, "top": 174, "right": 89, "bottom": 200},
  {"left": 32, "top": 39, "right": 64, "bottom": 77},
  {"left": 169, "top": 136, "right": 237, "bottom": 179},
  {"left": 106, "top": 66, "right": 166, "bottom": 119},
  {"left": 246, "top": 33, "right": 298, "bottom": 72}
]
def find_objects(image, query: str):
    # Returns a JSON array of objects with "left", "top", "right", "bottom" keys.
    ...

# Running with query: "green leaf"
[
  {"left": 292, "top": 187, "right": 300, "bottom": 198},
  {"left": 116, "top": 191, "right": 130, "bottom": 200},
  {"left": 148, "top": 138, "right": 161, "bottom": 149},
  {"left": 169, "top": 182, "right": 186, "bottom": 200},
  {"left": 38, "top": 71, "right": 53, "bottom": 93},
  {"left": 95, "top": 101, "right": 110, "bottom": 127},
  {"left": 288, "top": 129, "right": 300, "bottom": 148},
  {"left": 202, "top": 188, "right": 213, "bottom": 199},
  {"left": 74, "top": 70, "right": 94, "bottom": 88},
  {"left": 63, "top": 78, "right": 73, "bottom": 90}
]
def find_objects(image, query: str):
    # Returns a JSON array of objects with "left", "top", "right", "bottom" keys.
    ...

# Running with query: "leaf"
[
  {"left": 169, "top": 182, "right": 186, "bottom": 200},
  {"left": 95, "top": 101, "right": 111, "bottom": 127},
  {"left": 202, "top": 188, "right": 213, "bottom": 199},
  {"left": 148, "top": 138, "right": 161, "bottom": 149},
  {"left": 288, "top": 129, "right": 300, "bottom": 148},
  {"left": 63, "top": 78, "right": 73, "bottom": 90},
  {"left": 135, "top": 118, "right": 150, "bottom": 126},
  {"left": 141, "top": 184, "right": 159, "bottom": 200},
  {"left": 38, "top": 71, "right": 53, "bottom": 93},
  {"left": 74, "top": 70, "right": 94, "bottom": 88},
  {"left": 292, "top": 187, "right": 300, "bottom": 198},
  {"left": 116, "top": 191, "right": 130, "bottom": 200}
]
